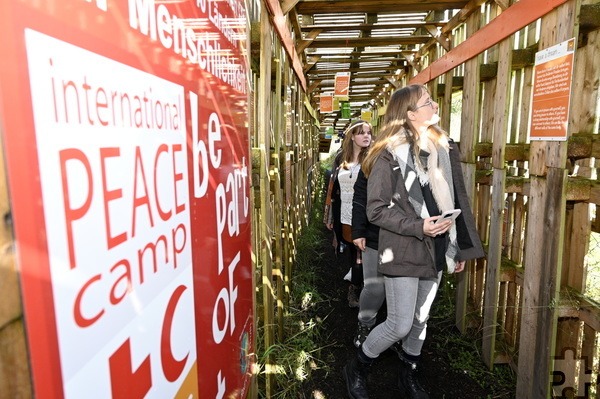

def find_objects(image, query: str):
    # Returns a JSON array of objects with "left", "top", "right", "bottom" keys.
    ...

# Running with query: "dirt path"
[{"left": 301, "top": 224, "right": 515, "bottom": 399}]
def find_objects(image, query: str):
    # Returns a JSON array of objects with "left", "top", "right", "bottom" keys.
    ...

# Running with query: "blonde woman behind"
[{"left": 324, "top": 120, "right": 373, "bottom": 307}]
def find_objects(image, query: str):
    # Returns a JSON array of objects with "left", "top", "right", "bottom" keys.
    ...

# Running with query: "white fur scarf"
[{"left": 389, "top": 129, "right": 459, "bottom": 273}]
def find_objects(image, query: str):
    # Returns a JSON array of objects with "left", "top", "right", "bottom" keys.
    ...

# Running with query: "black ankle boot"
[
  {"left": 398, "top": 352, "right": 429, "bottom": 399},
  {"left": 343, "top": 348, "right": 373, "bottom": 399}
]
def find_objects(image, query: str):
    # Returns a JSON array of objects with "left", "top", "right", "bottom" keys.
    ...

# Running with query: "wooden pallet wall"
[
  {"left": 250, "top": 7, "right": 320, "bottom": 397},
  {"left": 404, "top": 0, "right": 600, "bottom": 397}
]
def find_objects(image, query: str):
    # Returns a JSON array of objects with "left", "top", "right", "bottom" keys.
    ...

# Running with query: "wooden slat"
[
  {"left": 309, "top": 65, "right": 402, "bottom": 76},
  {"left": 258, "top": 8, "right": 275, "bottom": 396},
  {"left": 455, "top": 10, "right": 481, "bottom": 334},
  {"left": 491, "top": 38, "right": 512, "bottom": 169},
  {"left": 273, "top": 44, "right": 285, "bottom": 340},
  {"left": 263, "top": 0, "right": 307, "bottom": 90},
  {"left": 296, "top": 0, "right": 470, "bottom": 14},
  {"left": 0, "top": 110, "right": 32, "bottom": 397},
  {"left": 307, "top": 35, "right": 431, "bottom": 48},
  {"left": 409, "top": 0, "right": 570, "bottom": 85},
  {"left": 503, "top": 281, "right": 518, "bottom": 348},
  {"left": 516, "top": 169, "right": 566, "bottom": 399},
  {"left": 482, "top": 168, "right": 507, "bottom": 367},
  {"left": 300, "top": 21, "right": 445, "bottom": 31},
  {"left": 482, "top": 35, "right": 513, "bottom": 368}
]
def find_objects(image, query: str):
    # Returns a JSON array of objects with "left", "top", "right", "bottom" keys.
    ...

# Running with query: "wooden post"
[
  {"left": 0, "top": 134, "right": 32, "bottom": 398},
  {"left": 272, "top": 45, "right": 285, "bottom": 341},
  {"left": 516, "top": 171, "right": 567, "bottom": 398},
  {"left": 516, "top": 2, "right": 578, "bottom": 396},
  {"left": 482, "top": 36, "right": 513, "bottom": 369},
  {"left": 456, "top": 11, "right": 481, "bottom": 334},
  {"left": 564, "top": 0, "right": 600, "bottom": 380},
  {"left": 258, "top": 6, "right": 275, "bottom": 396}
]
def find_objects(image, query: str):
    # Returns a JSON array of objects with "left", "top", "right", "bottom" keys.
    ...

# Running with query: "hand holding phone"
[{"left": 434, "top": 209, "right": 461, "bottom": 225}]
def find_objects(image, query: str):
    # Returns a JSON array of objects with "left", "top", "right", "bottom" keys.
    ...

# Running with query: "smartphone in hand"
[{"left": 434, "top": 209, "right": 461, "bottom": 224}]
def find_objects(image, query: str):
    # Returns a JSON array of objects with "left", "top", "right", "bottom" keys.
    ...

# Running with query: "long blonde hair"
[
  {"left": 338, "top": 119, "right": 372, "bottom": 170},
  {"left": 362, "top": 85, "right": 446, "bottom": 177}
]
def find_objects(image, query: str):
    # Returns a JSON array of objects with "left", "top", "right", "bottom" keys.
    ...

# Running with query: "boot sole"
[
  {"left": 398, "top": 372, "right": 430, "bottom": 399},
  {"left": 343, "top": 364, "right": 363, "bottom": 399}
]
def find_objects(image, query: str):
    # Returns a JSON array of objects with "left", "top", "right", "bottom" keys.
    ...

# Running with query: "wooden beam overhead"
[
  {"left": 410, "top": 0, "right": 570, "bottom": 85},
  {"left": 300, "top": 21, "right": 445, "bottom": 32},
  {"left": 314, "top": 81, "right": 390, "bottom": 91},
  {"left": 308, "top": 65, "right": 402, "bottom": 75},
  {"left": 282, "top": 0, "right": 301, "bottom": 15},
  {"left": 297, "top": 29, "right": 322, "bottom": 52},
  {"left": 308, "top": 36, "right": 430, "bottom": 48},
  {"left": 307, "top": 55, "right": 404, "bottom": 63},
  {"left": 263, "top": 0, "right": 307, "bottom": 90},
  {"left": 307, "top": 49, "right": 416, "bottom": 57},
  {"left": 296, "top": 0, "right": 470, "bottom": 14}
]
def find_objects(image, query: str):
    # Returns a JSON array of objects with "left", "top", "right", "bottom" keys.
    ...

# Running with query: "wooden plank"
[
  {"left": 459, "top": 16, "right": 481, "bottom": 165},
  {"left": 580, "top": 323, "right": 598, "bottom": 396},
  {"left": 441, "top": 70, "right": 454, "bottom": 132},
  {"left": 504, "top": 281, "right": 518, "bottom": 348},
  {"left": 516, "top": 175, "right": 547, "bottom": 398},
  {"left": 0, "top": 321, "right": 32, "bottom": 398},
  {"left": 482, "top": 168, "right": 507, "bottom": 368},
  {"left": 510, "top": 194, "right": 525, "bottom": 264},
  {"left": 554, "top": 317, "right": 581, "bottom": 352},
  {"left": 517, "top": 169, "right": 567, "bottom": 399},
  {"left": 491, "top": 38, "right": 512, "bottom": 169},
  {"left": 273, "top": 45, "right": 285, "bottom": 341},
  {"left": 519, "top": 67, "right": 534, "bottom": 144},
  {"left": 567, "top": 203, "right": 590, "bottom": 291},
  {"left": 509, "top": 69, "right": 521, "bottom": 144},
  {"left": 517, "top": 0, "right": 577, "bottom": 398},
  {"left": 427, "top": 46, "right": 439, "bottom": 101},
  {"left": 0, "top": 115, "right": 32, "bottom": 397},
  {"left": 296, "top": 0, "right": 470, "bottom": 14},
  {"left": 577, "top": 294, "right": 600, "bottom": 332},
  {"left": 456, "top": 162, "right": 478, "bottom": 330},
  {"left": 410, "top": 0, "right": 570, "bottom": 85},
  {"left": 281, "top": 0, "right": 300, "bottom": 15},
  {"left": 482, "top": 35, "right": 513, "bottom": 368},
  {"left": 481, "top": 80, "right": 496, "bottom": 146},
  {"left": 455, "top": 10, "right": 481, "bottom": 334},
  {"left": 258, "top": 9, "right": 275, "bottom": 396},
  {"left": 300, "top": 21, "right": 445, "bottom": 32},
  {"left": 263, "top": 0, "right": 307, "bottom": 91},
  {"left": 308, "top": 35, "right": 431, "bottom": 48}
]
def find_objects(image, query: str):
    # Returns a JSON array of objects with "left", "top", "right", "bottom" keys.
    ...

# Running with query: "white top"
[{"left": 337, "top": 163, "right": 360, "bottom": 225}]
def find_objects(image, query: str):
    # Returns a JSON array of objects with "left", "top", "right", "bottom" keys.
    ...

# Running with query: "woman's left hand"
[
  {"left": 353, "top": 237, "right": 366, "bottom": 251},
  {"left": 455, "top": 260, "right": 466, "bottom": 273},
  {"left": 423, "top": 216, "right": 452, "bottom": 237}
]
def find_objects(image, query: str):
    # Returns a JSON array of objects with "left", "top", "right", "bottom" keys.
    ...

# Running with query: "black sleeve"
[{"left": 351, "top": 169, "right": 368, "bottom": 240}]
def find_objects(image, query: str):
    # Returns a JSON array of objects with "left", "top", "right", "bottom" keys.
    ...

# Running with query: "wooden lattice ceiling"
[{"left": 290, "top": 0, "right": 478, "bottom": 133}]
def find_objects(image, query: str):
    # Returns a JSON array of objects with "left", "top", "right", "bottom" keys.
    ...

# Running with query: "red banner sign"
[
  {"left": 320, "top": 93, "right": 334, "bottom": 113},
  {"left": 0, "top": 0, "right": 253, "bottom": 397},
  {"left": 334, "top": 72, "right": 350, "bottom": 101}
]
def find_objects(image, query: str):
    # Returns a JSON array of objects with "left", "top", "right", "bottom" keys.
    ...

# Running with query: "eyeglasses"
[{"left": 415, "top": 99, "right": 435, "bottom": 110}]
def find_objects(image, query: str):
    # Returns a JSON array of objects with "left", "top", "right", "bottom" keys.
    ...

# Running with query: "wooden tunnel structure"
[
  {"left": 0, "top": 0, "right": 599, "bottom": 398},
  {"left": 253, "top": 0, "right": 600, "bottom": 398}
]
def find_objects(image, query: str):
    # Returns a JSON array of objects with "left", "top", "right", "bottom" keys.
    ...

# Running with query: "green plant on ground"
[
  {"left": 256, "top": 168, "right": 332, "bottom": 398},
  {"left": 585, "top": 232, "right": 600, "bottom": 302},
  {"left": 430, "top": 274, "right": 517, "bottom": 398}
]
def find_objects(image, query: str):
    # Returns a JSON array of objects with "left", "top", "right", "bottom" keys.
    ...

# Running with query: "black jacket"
[{"left": 351, "top": 169, "right": 379, "bottom": 250}]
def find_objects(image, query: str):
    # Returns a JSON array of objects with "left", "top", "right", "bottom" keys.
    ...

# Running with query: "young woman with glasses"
[{"left": 343, "top": 85, "right": 484, "bottom": 399}]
